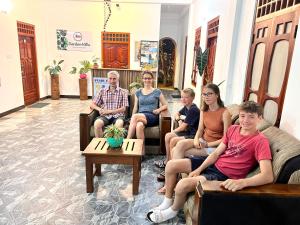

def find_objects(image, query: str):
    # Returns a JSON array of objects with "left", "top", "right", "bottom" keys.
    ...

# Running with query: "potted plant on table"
[
  {"left": 70, "top": 60, "right": 92, "bottom": 100},
  {"left": 104, "top": 124, "right": 126, "bottom": 148},
  {"left": 92, "top": 56, "right": 100, "bottom": 69},
  {"left": 44, "top": 59, "right": 64, "bottom": 100}
]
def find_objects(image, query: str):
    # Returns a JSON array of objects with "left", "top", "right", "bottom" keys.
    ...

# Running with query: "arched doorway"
[{"left": 158, "top": 38, "right": 176, "bottom": 88}]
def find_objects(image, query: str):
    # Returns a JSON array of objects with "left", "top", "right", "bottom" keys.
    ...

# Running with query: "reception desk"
[{"left": 91, "top": 68, "right": 157, "bottom": 91}]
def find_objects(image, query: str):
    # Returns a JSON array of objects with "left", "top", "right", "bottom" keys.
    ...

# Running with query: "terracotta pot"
[
  {"left": 79, "top": 78, "right": 88, "bottom": 100},
  {"left": 51, "top": 75, "right": 60, "bottom": 100}
]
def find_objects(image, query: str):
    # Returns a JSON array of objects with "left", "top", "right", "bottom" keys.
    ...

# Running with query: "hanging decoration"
[{"left": 103, "top": 0, "right": 112, "bottom": 32}]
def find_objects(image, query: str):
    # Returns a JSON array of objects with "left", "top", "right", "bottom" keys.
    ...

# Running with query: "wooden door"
[
  {"left": 102, "top": 32, "right": 130, "bottom": 69},
  {"left": 203, "top": 16, "right": 219, "bottom": 86},
  {"left": 244, "top": 9, "right": 299, "bottom": 126},
  {"left": 181, "top": 36, "right": 188, "bottom": 89},
  {"left": 17, "top": 22, "right": 39, "bottom": 105}
]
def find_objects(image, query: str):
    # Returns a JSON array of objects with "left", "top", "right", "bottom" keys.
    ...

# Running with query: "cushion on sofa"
[
  {"left": 262, "top": 126, "right": 300, "bottom": 181},
  {"left": 226, "top": 104, "right": 240, "bottom": 123},
  {"left": 289, "top": 170, "right": 300, "bottom": 184}
]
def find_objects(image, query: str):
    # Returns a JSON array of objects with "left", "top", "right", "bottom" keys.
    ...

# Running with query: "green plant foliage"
[
  {"left": 69, "top": 60, "right": 93, "bottom": 75},
  {"left": 196, "top": 47, "right": 209, "bottom": 77},
  {"left": 104, "top": 124, "right": 126, "bottom": 139},
  {"left": 129, "top": 82, "right": 143, "bottom": 92},
  {"left": 44, "top": 59, "right": 64, "bottom": 76}
]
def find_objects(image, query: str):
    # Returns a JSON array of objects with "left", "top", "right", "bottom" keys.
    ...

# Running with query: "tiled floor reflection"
[{"left": 0, "top": 93, "right": 185, "bottom": 225}]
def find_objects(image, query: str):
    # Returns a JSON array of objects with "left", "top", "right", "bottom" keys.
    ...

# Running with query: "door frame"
[{"left": 17, "top": 21, "right": 40, "bottom": 105}]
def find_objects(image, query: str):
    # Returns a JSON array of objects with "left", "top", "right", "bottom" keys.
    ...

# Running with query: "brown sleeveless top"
[{"left": 203, "top": 107, "right": 226, "bottom": 142}]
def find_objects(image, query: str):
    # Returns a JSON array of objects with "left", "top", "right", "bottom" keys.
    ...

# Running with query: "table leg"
[
  {"left": 132, "top": 157, "right": 141, "bottom": 195},
  {"left": 85, "top": 157, "right": 94, "bottom": 193},
  {"left": 95, "top": 164, "right": 101, "bottom": 176}
]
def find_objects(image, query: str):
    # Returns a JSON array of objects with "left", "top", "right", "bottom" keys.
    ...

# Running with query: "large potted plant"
[
  {"left": 104, "top": 124, "right": 126, "bottom": 148},
  {"left": 70, "top": 60, "right": 92, "bottom": 100},
  {"left": 44, "top": 59, "right": 64, "bottom": 100}
]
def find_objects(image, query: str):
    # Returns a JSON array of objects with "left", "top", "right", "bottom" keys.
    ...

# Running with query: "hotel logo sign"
[{"left": 57, "top": 29, "right": 92, "bottom": 52}]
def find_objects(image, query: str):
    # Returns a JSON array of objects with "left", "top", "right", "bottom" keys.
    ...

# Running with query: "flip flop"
[{"left": 157, "top": 186, "right": 166, "bottom": 194}]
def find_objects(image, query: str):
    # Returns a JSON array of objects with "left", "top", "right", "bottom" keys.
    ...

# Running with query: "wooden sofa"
[
  {"left": 79, "top": 94, "right": 171, "bottom": 154},
  {"left": 183, "top": 117, "right": 300, "bottom": 225}
]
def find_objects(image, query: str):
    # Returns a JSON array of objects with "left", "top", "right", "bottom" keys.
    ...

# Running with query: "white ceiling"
[{"left": 161, "top": 4, "right": 189, "bottom": 14}]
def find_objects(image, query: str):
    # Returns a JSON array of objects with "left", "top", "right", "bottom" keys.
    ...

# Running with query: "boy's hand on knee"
[{"left": 220, "top": 179, "right": 246, "bottom": 192}]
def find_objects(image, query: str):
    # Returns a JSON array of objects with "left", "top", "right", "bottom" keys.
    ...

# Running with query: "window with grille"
[
  {"left": 256, "top": 0, "right": 300, "bottom": 18},
  {"left": 101, "top": 32, "right": 130, "bottom": 69}
]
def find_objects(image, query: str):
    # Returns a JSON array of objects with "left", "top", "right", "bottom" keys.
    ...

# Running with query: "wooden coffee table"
[{"left": 83, "top": 138, "right": 143, "bottom": 195}]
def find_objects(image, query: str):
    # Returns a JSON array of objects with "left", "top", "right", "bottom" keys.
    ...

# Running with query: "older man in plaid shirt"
[{"left": 90, "top": 71, "right": 129, "bottom": 137}]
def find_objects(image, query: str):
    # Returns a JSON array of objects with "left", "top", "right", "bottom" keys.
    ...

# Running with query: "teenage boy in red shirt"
[{"left": 147, "top": 101, "right": 274, "bottom": 223}]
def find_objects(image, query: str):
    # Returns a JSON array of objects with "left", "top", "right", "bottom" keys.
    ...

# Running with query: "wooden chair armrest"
[
  {"left": 79, "top": 108, "right": 99, "bottom": 151},
  {"left": 159, "top": 110, "right": 171, "bottom": 154},
  {"left": 195, "top": 181, "right": 300, "bottom": 225}
]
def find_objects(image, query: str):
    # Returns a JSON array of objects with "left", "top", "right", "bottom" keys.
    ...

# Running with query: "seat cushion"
[{"left": 144, "top": 126, "right": 160, "bottom": 139}]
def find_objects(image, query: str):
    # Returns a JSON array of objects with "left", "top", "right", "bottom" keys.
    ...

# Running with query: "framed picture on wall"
[{"left": 140, "top": 40, "right": 158, "bottom": 69}]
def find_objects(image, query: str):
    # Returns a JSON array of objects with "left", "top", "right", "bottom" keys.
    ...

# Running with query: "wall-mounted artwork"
[
  {"left": 134, "top": 41, "right": 141, "bottom": 61},
  {"left": 140, "top": 40, "right": 158, "bottom": 69}
]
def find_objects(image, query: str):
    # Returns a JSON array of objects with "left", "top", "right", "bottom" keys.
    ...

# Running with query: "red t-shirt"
[{"left": 215, "top": 125, "right": 272, "bottom": 179}]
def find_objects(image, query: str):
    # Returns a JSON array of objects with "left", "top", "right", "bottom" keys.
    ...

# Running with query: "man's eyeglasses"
[
  {"left": 143, "top": 77, "right": 152, "bottom": 80},
  {"left": 202, "top": 92, "right": 214, "bottom": 97}
]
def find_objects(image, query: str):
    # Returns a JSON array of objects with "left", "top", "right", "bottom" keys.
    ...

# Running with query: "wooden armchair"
[{"left": 79, "top": 95, "right": 171, "bottom": 154}]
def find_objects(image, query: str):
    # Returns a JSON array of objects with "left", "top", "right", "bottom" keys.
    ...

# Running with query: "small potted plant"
[
  {"left": 92, "top": 56, "right": 100, "bottom": 69},
  {"left": 104, "top": 124, "right": 126, "bottom": 148},
  {"left": 70, "top": 60, "right": 92, "bottom": 100},
  {"left": 44, "top": 59, "right": 64, "bottom": 100}
]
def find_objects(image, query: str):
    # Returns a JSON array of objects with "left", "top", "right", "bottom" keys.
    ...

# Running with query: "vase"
[
  {"left": 106, "top": 137, "right": 124, "bottom": 148},
  {"left": 79, "top": 78, "right": 88, "bottom": 100},
  {"left": 51, "top": 75, "right": 60, "bottom": 100}
]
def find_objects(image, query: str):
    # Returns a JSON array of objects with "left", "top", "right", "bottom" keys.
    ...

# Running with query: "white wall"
[
  {"left": 184, "top": 0, "right": 230, "bottom": 105},
  {"left": 0, "top": 0, "right": 161, "bottom": 114},
  {"left": 182, "top": 0, "right": 255, "bottom": 107},
  {"left": 0, "top": 0, "right": 45, "bottom": 113},
  {"left": 215, "top": 0, "right": 256, "bottom": 105},
  {"left": 279, "top": 17, "right": 300, "bottom": 140}
]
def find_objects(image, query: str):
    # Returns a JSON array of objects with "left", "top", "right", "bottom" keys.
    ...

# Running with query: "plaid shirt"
[{"left": 93, "top": 87, "right": 129, "bottom": 119}]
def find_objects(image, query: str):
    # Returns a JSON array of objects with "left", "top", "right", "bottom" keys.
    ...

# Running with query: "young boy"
[
  {"left": 154, "top": 88, "right": 200, "bottom": 171},
  {"left": 147, "top": 101, "right": 274, "bottom": 223}
]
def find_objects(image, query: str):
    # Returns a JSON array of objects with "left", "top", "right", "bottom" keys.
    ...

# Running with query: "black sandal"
[
  {"left": 146, "top": 211, "right": 154, "bottom": 222},
  {"left": 157, "top": 171, "right": 165, "bottom": 182}
]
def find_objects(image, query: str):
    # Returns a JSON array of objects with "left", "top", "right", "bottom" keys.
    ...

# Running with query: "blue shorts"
[
  {"left": 141, "top": 111, "right": 159, "bottom": 127},
  {"left": 189, "top": 156, "right": 228, "bottom": 181}
]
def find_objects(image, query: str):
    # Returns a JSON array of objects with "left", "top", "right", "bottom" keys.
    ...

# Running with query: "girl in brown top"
[
  {"left": 171, "top": 83, "right": 231, "bottom": 159},
  {"left": 157, "top": 84, "right": 231, "bottom": 192}
]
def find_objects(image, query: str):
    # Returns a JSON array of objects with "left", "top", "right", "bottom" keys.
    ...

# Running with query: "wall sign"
[{"left": 57, "top": 29, "right": 92, "bottom": 52}]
